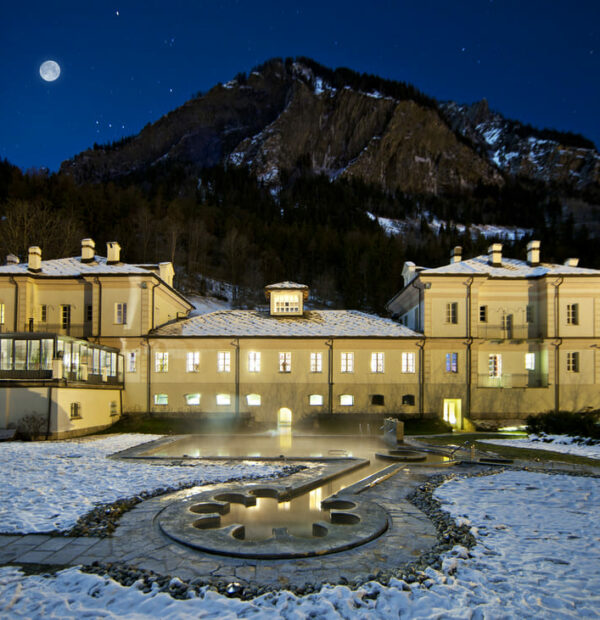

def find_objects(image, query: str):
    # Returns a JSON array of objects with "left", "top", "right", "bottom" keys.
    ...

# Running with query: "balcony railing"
[
  {"left": 477, "top": 323, "right": 532, "bottom": 340},
  {"left": 478, "top": 373, "right": 548, "bottom": 388},
  {"left": 18, "top": 323, "right": 92, "bottom": 338}
]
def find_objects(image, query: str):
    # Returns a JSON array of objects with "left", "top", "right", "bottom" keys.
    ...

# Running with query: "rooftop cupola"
[
  {"left": 450, "top": 246, "right": 462, "bottom": 264},
  {"left": 564, "top": 257, "right": 579, "bottom": 267},
  {"left": 527, "top": 240, "right": 540, "bottom": 266},
  {"left": 264, "top": 281, "right": 309, "bottom": 316},
  {"left": 81, "top": 238, "right": 96, "bottom": 263},
  {"left": 6, "top": 254, "right": 19, "bottom": 265},
  {"left": 28, "top": 246, "right": 42, "bottom": 272},
  {"left": 106, "top": 241, "right": 121, "bottom": 265},
  {"left": 488, "top": 243, "right": 503, "bottom": 267}
]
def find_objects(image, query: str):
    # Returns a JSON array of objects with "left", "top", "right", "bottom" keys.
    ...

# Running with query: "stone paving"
[{"left": 0, "top": 462, "right": 446, "bottom": 588}]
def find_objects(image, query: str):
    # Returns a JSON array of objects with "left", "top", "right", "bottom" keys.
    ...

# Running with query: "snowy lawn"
[
  {"left": 480, "top": 434, "right": 600, "bottom": 460},
  {"left": 1, "top": 470, "right": 599, "bottom": 618},
  {"left": 0, "top": 434, "right": 286, "bottom": 534}
]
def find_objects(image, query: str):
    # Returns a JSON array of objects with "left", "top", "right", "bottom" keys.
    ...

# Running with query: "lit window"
[
  {"left": 525, "top": 353, "right": 535, "bottom": 371},
  {"left": 216, "top": 393, "right": 231, "bottom": 406},
  {"left": 40, "top": 305, "right": 46, "bottom": 323},
  {"left": 279, "top": 352, "right": 291, "bottom": 373},
  {"left": 445, "top": 352, "right": 458, "bottom": 373},
  {"left": 246, "top": 393, "right": 261, "bottom": 406},
  {"left": 401, "top": 352, "right": 415, "bottom": 373},
  {"left": 567, "top": 352, "right": 579, "bottom": 373},
  {"left": 310, "top": 352, "right": 322, "bottom": 373},
  {"left": 217, "top": 351, "right": 231, "bottom": 373},
  {"left": 341, "top": 352, "right": 354, "bottom": 373},
  {"left": 154, "top": 393, "right": 168, "bottom": 405},
  {"left": 186, "top": 351, "right": 200, "bottom": 372},
  {"left": 488, "top": 354, "right": 502, "bottom": 378},
  {"left": 526, "top": 304, "right": 534, "bottom": 323},
  {"left": 446, "top": 302, "right": 458, "bottom": 324},
  {"left": 274, "top": 294, "right": 300, "bottom": 313},
  {"left": 566, "top": 304, "right": 579, "bottom": 325},
  {"left": 309, "top": 394, "right": 323, "bottom": 406},
  {"left": 114, "top": 302, "right": 127, "bottom": 325},
  {"left": 479, "top": 305, "right": 487, "bottom": 322},
  {"left": 61, "top": 305, "right": 71, "bottom": 329},
  {"left": 186, "top": 393, "right": 201, "bottom": 405},
  {"left": 340, "top": 394, "right": 354, "bottom": 406},
  {"left": 154, "top": 352, "right": 168, "bottom": 372},
  {"left": 371, "top": 352, "right": 384, "bottom": 373},
  {"left": 127, "top": 351, "right": 136, "bottom": 372},
  {"left": 70, "top": 402, "right": 82, "bottom": 419},
  {"left": 248, "top": 352, "right": 261, "bottom": 373}
]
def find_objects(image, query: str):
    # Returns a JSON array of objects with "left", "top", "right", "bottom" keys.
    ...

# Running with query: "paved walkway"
[{"left": 0, "top": 465, "right": 444, "bottom": 588}]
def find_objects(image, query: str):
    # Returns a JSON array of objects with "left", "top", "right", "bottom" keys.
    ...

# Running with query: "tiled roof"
[
  {"left": 153, "top": 309, "right": 420, "bottom": 338},
  {"left": 422, "top": 255, "right": 600, "bottom": 278},
  {"left": 0, "top": 256, "right": 157, "bottom": 277},
  {"left": 264, "top": 281, "right": 309, "bottom": 290}
]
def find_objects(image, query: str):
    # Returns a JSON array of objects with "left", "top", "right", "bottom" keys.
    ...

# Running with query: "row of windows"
[
  {"left": 69, "top": 401, "right": 118, "bottom": 419},
  {"left": 153, "top": 393, "right": 394, "bottom": 407},
  {"left": 148, "top": 351, "right": 418, "bottom": 374},
  {"left": 446, "top": 303, "right": 579, "bottom": 325},
  {"left": 6, "top": 303, "right": 130, "bottom": 328},
  {"left": 487, "top": 352, "right": 579, "bottom": 376}
]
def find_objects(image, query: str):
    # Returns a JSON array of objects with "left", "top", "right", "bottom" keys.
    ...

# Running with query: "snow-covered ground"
[
  {"left": 480, "top": 433, "right": 600, "bottom": 460},
  {"left": 1, "top": 470, "right": 599, "bottom": 618},
  {"left": 0, "top": 435, "right": 285, "bottom": 534}
]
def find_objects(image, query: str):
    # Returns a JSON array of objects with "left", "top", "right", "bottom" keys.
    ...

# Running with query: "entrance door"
[
  {"left": 443, "top": 399, "right": 462, "bottom": 429},
  {"left": 277, "top": 407, "right": 292, "bottom": 429}
]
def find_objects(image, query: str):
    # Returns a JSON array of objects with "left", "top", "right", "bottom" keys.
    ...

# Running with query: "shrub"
[
  {"left": 526, "top": 410, "right": 600, "bottom": 439},
  {"left": 15, "top": 413, "right": 48, "bottom": 440}
]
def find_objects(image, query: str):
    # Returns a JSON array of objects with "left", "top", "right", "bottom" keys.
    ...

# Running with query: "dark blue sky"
[{"left": 1, "top": 0, "right": 599, "bottom": 172}]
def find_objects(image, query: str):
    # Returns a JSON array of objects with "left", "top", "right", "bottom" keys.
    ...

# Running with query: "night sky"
[{"left": 1, "top": 0, "right": 599, "bottom": 172}]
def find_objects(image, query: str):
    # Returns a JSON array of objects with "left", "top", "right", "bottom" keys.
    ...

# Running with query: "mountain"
[
  {"left": 59, "top": 57, "right": 600, "bottom": 194},
  {"left": 440, "top": 99, "right": 600, "bottom": 190}
]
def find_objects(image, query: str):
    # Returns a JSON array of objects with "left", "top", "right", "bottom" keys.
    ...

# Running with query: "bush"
[
  {"left": 14, "top": 413, "right": 48, "bottom": 440},
  {"left": 526, "top": 410, "right": 600, "bottom": 439}
]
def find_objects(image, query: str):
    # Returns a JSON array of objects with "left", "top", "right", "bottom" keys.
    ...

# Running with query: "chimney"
[
  {"left": 106, "top": 241, "right": 121, "bottom": 265},
  {"left": 450, "top": 246, "right": 462, "bottom": 264},
  {"left": 6, "top": 254, "right": 19, "bottom": 265},
  {"left": 158, "top": 262, "right": 174, "bottom": 287},
  {"left": 527, "top": 240, "right": 540, "bottom": 266},
  {"left": 28, "top": 246, "right": 42, "bottom": 272},
  {"left": 81, "top": 238, "right": 95, "bottom": 263},
  {"left": 402, "top": 261, "right": 417, "bottom": 288},
  {"left": 488, "top": 243, "right": 502, "bottom": 267},
  {"left": 564, "top": 257, "right": 579, "bottom": 267}
]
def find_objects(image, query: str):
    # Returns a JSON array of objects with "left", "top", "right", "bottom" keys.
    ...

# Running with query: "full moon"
[{"left": 40, "top": 60, "right": 60, "bottom": 82}]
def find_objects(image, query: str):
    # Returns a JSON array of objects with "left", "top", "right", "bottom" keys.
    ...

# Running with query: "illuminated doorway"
[
  {"left": 277, "top": 407, "right": 292, "bottom": 428},
  {"left": 277, "top": 407, "right": 292, "bottom": 450},
  {"left": 443, "top": 399, "right": 462, "bottom": 429}
]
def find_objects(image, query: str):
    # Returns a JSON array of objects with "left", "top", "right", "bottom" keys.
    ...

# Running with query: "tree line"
[{"left": 0, "top": 157, "right": 597, "bottom": 313}]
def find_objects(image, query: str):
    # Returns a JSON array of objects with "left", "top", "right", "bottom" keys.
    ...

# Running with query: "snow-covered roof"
[
  {"left": 0, "top": 255, "right": 155, "bottom": 277},
  {"left": 421, "top": 255, "right": 600, "bottom": 279},
  {"left": 153, "top": 309, "right": 420, "bottom": 338},
  {"left": 264, "top": 281, "right": 309, "bottom": 290}
]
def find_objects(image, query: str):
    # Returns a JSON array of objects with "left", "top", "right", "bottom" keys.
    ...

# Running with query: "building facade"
[
  {"left": 0, "top": 238, "right": 598, "bottom": 436},
  {"left": 387, "top": 241, "right": 600, "bottom": 428}
]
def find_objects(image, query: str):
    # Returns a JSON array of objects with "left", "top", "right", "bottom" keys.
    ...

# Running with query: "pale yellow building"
[
  {"left": 1, "top": 238, "right": 598, "bottom": 436},
  {"left": 0, "top": 239, "right": 192, "bottom": 437},
  {"left": 387, "top": 241, "right": 600, "bottom": 428}
]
